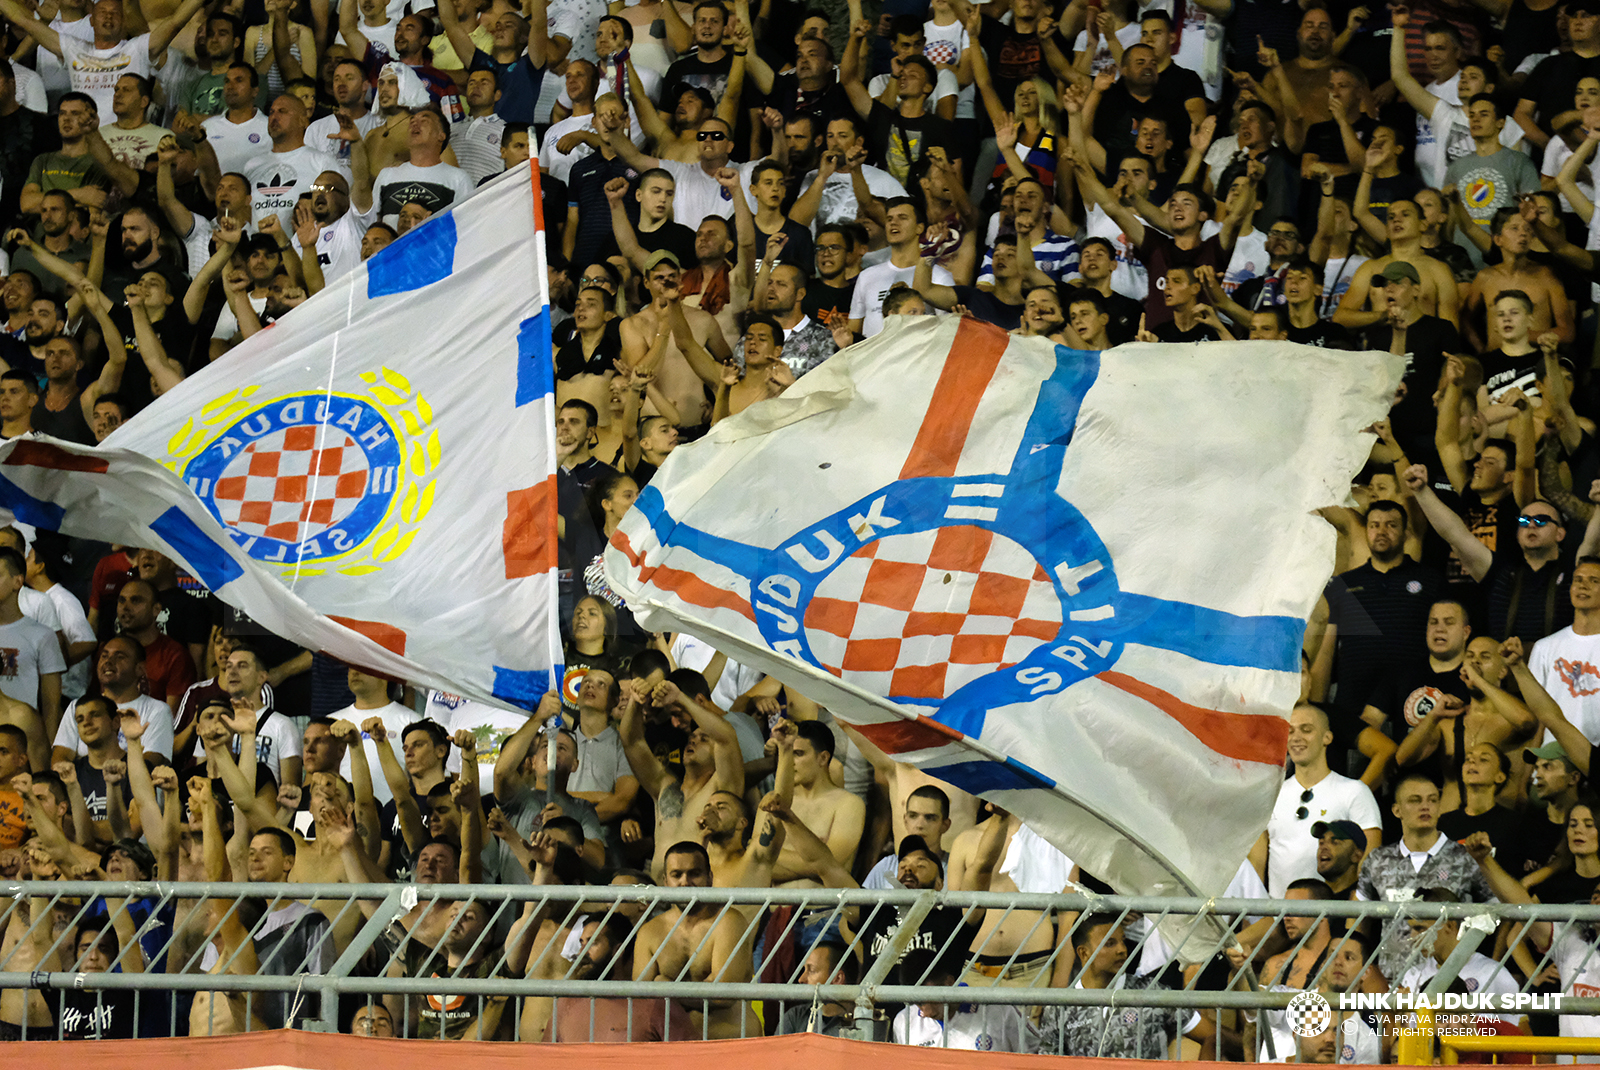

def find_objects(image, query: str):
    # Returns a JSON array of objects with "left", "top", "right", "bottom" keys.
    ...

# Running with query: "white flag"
[
  {"left": 0, "top": 162, "right": 560, "bottom": 709},
  {"left": 606, "top": 317, "right": 1401, "bottom": 900}
]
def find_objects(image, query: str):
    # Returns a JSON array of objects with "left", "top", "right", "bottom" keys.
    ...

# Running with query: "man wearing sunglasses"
[
  {"left": 605, "top": 116, "right": 736, "bottom": 231},
  {"left": 1250, "top": 703, "right": 1381, "bottom": 899},
  {"left": 1408, "top": 465, "right": 1600, "bottom": 649}
]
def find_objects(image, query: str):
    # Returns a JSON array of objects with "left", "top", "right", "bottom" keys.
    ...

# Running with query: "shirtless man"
[
  {"left": 1334, "top": 199, "right": 1461, "bottom": 329},
  {"left": 623, "top": 52, "right": 745, "bottom": 165},
  {"left": 618, "top": 678, "right": 744, "bottom": 879},
  {"left": 835, "top": 719, "right": 977, "bottom": 859},
  {"left": 771, "top": 721, "right": 864, "bottom": 888},
  {"left": 188, "top": 895, "right": 267, "bottom": 1036},
  {"left": 0, "top": 890, "right": 60, "bottom": 1038},
  {"left": 633, "top": 840, "right": 757, "bottom": 1038},
  {"left": 620, "top": 253, "right": 731, "bottom": 429},
  {"left": 701, "top": 738, "right": 789, "bottom": 892},
  {"left": 1259, "top": 880, "right": 1335, "bottom": 989},
  {"left": 1395, "top": 636, "right": 1538, "bottom": 813},
  {"left": 947, "top": 809, "right": 1059, "bottom": 991},
  {"left": 1463, "top": 209, "right": 1574, "bottom": 350}
]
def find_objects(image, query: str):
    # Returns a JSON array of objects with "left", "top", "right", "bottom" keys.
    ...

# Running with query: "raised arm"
[
  {"left": 1505, "top": 637, "right": 1591, "bottom": 775},
  {"left": 1435, "top": 354, "right": 1471, "bottom": 492},
  {"left": 493, "top": 691, "right": 560, "bottom": 799},
  {"left": 338, "top": 0, "right": 369, "bottom": 61},
  {"left": 149, "top": 0, "right": 209, "bottom": 61},
  {"left": 1388, "top": 7, "right": 1442, "bottom": 122},
  {"left": 653, "top": 680, "right": 744, "bottom": 794},
  {"left": 624, "top": 57, "right": 668, "bottom": 144},
  {"left": 839, "top": 17, "right": 875, "bottom": 118},
  {"left": 0, "top": 0, "right": 63, "bottom": 56},
  {"left": 184, "top": 217, "right": 243, "bottom": 323},
  {"left": 1402, "top": 463, "right": 1492, "bottom": 580},
  {"left": 363, "top": 716, "right": 426, "bottom": 849},
  {"left": 435, "top": 0, "right": 480, "bottom": 72},
  {"left": 913, "top": 254, "right": 961, "bottom": 310},
  {"left": 617, "top": 678, "right": 673, "bottom": 798},
  {"left": 128, "top": 286, "right": 187, "bottom": 394},
  {"left": 74, "top": 280, "right": 127, "bottom": 422}
]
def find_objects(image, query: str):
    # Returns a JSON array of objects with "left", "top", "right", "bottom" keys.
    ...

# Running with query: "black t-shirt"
[
  {"left": 1093, "top": 288, "right": 1145, "bottom": 345},
  {"left": 854, "top": 900, "right": 978, "bottom": 967},
  {"left": 1513, "top": 815, "right": 1570, "bottom": 879},
  {"left": 764, "top": 71, "right": 852, "bottom": 129},
  {"left": 803, "top": 277, "right": 856, "bottom": 323},
  {"left": 1482, "top": 545, "right": 1575, "bottom": 648},
  {"left": 31, "top": 392, "right": 94, "bottom": 444},
  {"left": 1093, "top": 82, "right": 1189, "bottom": 160},
  {"left": 1366, "top": 314, "right": 1461, "bottom": 454},
  {"left": 1429, "top": 487, "right": 1520, "bottom": 595},
  {"left": 58, "top": 987, "right": 140, "bottom": 1039},
  {"left": 1153, "top": 318, "right": 1221, "bottom": 343},
  {"left": 753, "top": 217, "right": 814, "bottom": 273},
  {"left": 567, "top": 150, "right": 636, "bottom": 270},
  {"left": 555, "top": 319, "right": 624, "bottom": 380},
  {"left": 1532, "top": 867, "right": 1600, "bottom": 904},
  {"left": 665, "top": 49, "right": 737, "bottom": 105},
  {"left": 1478, "top": 346, "right": 1541, "bottom": 400},
  {"left": 1525, "top": 51, "right": 1600, "bottom": 129},
  {"left": 1324, "top": 560, "right": 1444, "bottom": 735},
  {"left": 1288, "top": 320, "right": 1355, "bottom": 349},
  {"left": 952, "top": 285, "right": 1024, "bottom": 331},
  {"left": 1368, "top": 658, "right": 1471, "bottom": 730},
  {"left": 867, "top": 100, "right": 956, "bottom": 185},
  {"left": 978, "top": 17, "right": 1044, "bottom": 120},
  {"left": 155, "top": 582, "right": 211, "bottom": 647},
  {"left": 636, "top": 220, "right": 698, "bottom": 273},
  {"left": 1154, "top": 63, "right": 1205, "bottom": 127},
  {"left": 1439, "top": 805, "right": 1534, "bottom": 875}
]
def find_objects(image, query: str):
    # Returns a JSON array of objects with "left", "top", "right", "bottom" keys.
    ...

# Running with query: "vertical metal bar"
[{"left": 313, "top": 885, "right": 406, "bottom": 1032}]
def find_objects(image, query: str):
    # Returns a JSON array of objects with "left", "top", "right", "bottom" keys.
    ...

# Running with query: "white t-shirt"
[
  {"left": 59, "top": 33, "right": 152, "bottom": 118},
  {"left": 42, "top": 584, "right": 93, "bottom": 701},
  {"left": 305, "top": 109, "right": 384, "bottom": 166},
  {"left": 1414, "top": 72, "right": 1461, "bottom": 186},
  {"left": 1530, "top": 627, "right": 1600, "bottom": 744},
  {"left": 539, "top": 112, "right": 602, "bottom": 184},
  {"left": 670, "top": 632, "right": 764, "bottom": 713},
  {"left": 1072, "top": 21, "right": 1144, "bottom": 77},
  {"left": 211, "top": 292, "right": 269, "bottom": 342},
  {"left": 14, "top": 63, "right": 47, "bottom": 113},
  {"left": 37, "top": 13, "right": 95, "bottom": 96},
  {"left": 1265, "top": 770, "right": 1381, "bottom": 897},
  {"left": 373, "top": 159, "right": 477, "bottom": 228},
  {"left": 0, "top": 614, "right": 66, "bottom": 708},
  {"left": 1553, "top": 923, "right": 1600, "bottom": 1046},
  {"left": 427, "top": 689, "right": 529, "bottom": 794},
  {"left": 448, "top": 113, "right": 507, "bottom": 185},
  {"left": 1400, "top": 952, "right": 1522, "bottom": 1026},
  {"left": 850, "top": 256, "right": 953, "bottom": 337},
  {"left": 246, "top": 144, "right": 348, "bottom": 234},
  {"left": 1542, "top": 136, "right": 1595, "bottom": 214},
  {"left": 20, "top": 587, "right": 62, "bottom": 635},
  {"left": 334, "top": 700, "right": 416, "bottom": 806},
  {"left": 796, "top": 165, "right": 907, "bottom": 231},
  {"left": 892, "top": 1002, "right": 1032, "bottom": 1051},
  {"left": 1086, "top": 203, "right": 1150, "bottom": 301},
  {"left": 1222, "top": 228, "right": 1269, "bottom": 295},
  {"left": 55, "top": 692, "right": 174, "bottom": 760},
  {"left": 659, "top": 158, "right": 735, "bottom": 230},
  {"left": 295, "top": 206, "right": 374, "bottom": 287},
  {"left": 203, "top": 110, "right": 272, "bottom": 179},
  {"left": 190, "top": 706, "right": 302, "bottom": 786}
]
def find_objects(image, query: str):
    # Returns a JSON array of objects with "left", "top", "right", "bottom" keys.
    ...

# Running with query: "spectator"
[
  {"left": 891, "top": 947, "right": 1031, "bottom": 1051},
  {"left": 1037, "top": 913, "right": 1198, "bottom": 1057}
]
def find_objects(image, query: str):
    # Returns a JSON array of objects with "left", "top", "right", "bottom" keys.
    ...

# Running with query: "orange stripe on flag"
[
  {"left": 853, "top": 716, "right": 965, "bottom": 754},
  {"left": 898, "top": 318, "right": 1010, "bottom": 480},
  {"left": 1096, "top": 671, "right": 1288, "bottom": 766},
  {"left": 650, "top": 565, "right": 757, "bottom": 623},
  {"left": 3, "top": 440, "right": 109, "bottom": 473},
  {"left": 330, "top": 616, "right": 407, "bottom": 656},
  {"left": 503, "top": 477, "right": 556, "bottom": 578}
]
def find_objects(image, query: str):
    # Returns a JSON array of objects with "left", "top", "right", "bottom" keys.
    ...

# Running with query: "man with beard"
[
  {"left": 1311, "top": 819, "right": 1367, "bottom": 897},
  {"left": 9, "top": 191, "right": 90, "bottom": 298},
  {"left": 244, "top": 94, "right": 345, "bottom": 235},
  {"left": 1395, "top": 636, "right": 1537, "bottom": 813},
  {"left": 1518, "top": 740, "right": 1585, "bottom": 877},
  {"left": 1259, "top": 879, "right": 1336, "bottom": 988},
  {"left": 551, "top": 914, "right": 694, "bottom": 1041},
  {"left": 293, "top": 168, "right": 369, "bottom": 286},
  {"left": 850, "top": 830, "right": 994, "bottom": 970},
  {"left": 174, "top": 12, "right": 242, "bottom": 118},
  {"left": 700, "top": 739, "right": 789, "bottom": 890},
  {"left": 344, "top": 10, "right": 466, "bottom": 124}
]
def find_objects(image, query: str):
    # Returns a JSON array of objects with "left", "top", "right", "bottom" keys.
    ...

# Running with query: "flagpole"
[{"left": 527, "top": 135, "right": 562, "bottom": 805}]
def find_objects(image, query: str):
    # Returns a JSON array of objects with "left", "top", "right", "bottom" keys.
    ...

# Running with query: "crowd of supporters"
[{"left": 3, "top": 0, "right": 1600, "bottom": 1054}]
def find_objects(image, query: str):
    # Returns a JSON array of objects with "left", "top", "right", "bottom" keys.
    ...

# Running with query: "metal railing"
[{"left": 2, "top": 881, "right": 1597, "bottom": 1055}]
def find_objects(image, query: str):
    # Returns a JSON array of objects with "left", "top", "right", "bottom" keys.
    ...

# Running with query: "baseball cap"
[
  {"left": 897, "top": 834, "right": 937, "bottom": 862},
  {"left": 243, "top": 233, "right": 282, "bottom": 257},
  {"left": 1568, "top": 0, "right": 1600, "bottom": 17},
  {"left": 642, "top": 249, "right": 680, "bottom": 273},
  {"left": 1379, "top": 261, "right": 1420, "bottom": 285},
  {"left": 103, "top": 836, "right": 156, "bottom": 878},
  {"left": 1310, "top": 819, "right": 1363, "bottom": 842},
  {"left": 1526, "top": 739, "right": 1570, "bottom": 763}
]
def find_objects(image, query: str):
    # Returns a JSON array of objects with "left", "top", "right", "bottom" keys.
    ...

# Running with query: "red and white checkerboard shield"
[
  {"left": 802, "top": 524, "right": 1062, "bottom": 700},
  {"left": 212, "top": 424, "right": 373, "bottom": 543}
]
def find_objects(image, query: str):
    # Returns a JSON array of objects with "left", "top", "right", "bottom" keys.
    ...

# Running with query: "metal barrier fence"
[{"left": 2, "top": 881, "right": 1598, "bottom": 1057}]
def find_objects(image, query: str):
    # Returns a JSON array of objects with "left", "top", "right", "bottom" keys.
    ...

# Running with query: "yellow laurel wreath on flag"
[{"left": 163, "top": 369, "right": 438, "bottom": 578}]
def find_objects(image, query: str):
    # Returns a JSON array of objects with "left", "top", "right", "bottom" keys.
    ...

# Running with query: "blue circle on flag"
[
  {"left": 748, "top": 475, "right": 1125, "bottom": 734},
  {"left": 185, "top": 395, "right": 403, "bottom": 564}
]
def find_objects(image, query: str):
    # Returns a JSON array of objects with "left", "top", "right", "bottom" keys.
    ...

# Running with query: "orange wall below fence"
[{"left": 0, "top": 1030, "right": 1395, "bottom": 1069}]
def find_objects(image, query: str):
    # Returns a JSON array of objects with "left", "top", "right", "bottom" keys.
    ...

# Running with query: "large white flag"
[
  {"left": 606, "top": 317, "right": 1401, "bottom": 899},
  {"left": 0, "top": 162, "right": 560, "bottom": 709}
]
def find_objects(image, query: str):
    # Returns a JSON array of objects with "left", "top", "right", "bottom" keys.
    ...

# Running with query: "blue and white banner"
[
  {"left": 0, "top": 162, "right": 559, "bottom": 710},
  {"left": 606, "top": 317, "right": 1401, "bottom": 900}
]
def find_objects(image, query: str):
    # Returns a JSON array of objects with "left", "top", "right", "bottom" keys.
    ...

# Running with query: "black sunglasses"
[
  {"left": 697, "top": 130, "right": 728, "bottom": 141},
  {"left": 1295, "top": 788, "right": 1314, "bottom": 821}
]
